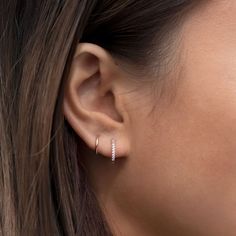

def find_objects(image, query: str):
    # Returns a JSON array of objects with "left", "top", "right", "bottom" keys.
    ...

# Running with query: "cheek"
[
  {"left": 126, "top": 69, "right": 236, "bottom": 234},
  {"left": 118, "top": 2, "right": 236, "bottom": 234}
]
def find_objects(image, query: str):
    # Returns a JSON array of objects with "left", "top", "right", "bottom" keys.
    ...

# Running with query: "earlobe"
[{"left": 63, "top": 43, "right": 130, "bottom": 160}]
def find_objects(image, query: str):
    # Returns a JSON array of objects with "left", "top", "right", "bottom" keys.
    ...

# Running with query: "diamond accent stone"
[{"left": 111, "top": 139, "right": 116, "bottom": 162}]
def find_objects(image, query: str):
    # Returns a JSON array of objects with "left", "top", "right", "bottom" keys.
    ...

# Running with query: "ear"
[{"left": 63, "top": 43, "right": 130, "bottom": 160}]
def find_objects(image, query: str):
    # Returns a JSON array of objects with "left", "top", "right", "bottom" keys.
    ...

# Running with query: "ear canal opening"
[{"left": 105, "top": 90, "right": 124, "bottom": 123}]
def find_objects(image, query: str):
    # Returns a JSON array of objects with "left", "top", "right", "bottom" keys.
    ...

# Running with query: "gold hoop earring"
[{"left": 95, "top": 136, "right": 99, "bottom": 154}]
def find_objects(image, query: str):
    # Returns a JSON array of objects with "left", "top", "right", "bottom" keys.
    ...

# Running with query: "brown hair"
[{"left": 0, "top": 1, "right": 197, "bottom": 235}]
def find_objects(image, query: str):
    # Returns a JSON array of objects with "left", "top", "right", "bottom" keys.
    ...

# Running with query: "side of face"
[
  {"left": 63, "top": 1, "right": 236, "bottom": 235},
  {"left": 117, "top": 1, "right": 236, "bottom": 235}
]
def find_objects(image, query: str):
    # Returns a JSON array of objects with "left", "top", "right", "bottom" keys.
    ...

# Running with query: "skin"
[{"left": 63, "top": 1, "right": 236, "bottom": 235}]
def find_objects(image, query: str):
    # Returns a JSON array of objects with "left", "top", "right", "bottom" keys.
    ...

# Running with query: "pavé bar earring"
[{"left": 111, "top": 138, "right": 116, "bottom": 163}]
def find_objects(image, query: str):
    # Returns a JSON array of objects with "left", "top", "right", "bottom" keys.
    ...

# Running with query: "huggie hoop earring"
[
  {"left": 111, "top": 139, "right": 116, "bottom": 162},
  {"left": 95, "top": 136, "right": 99, "bottom": 154}
]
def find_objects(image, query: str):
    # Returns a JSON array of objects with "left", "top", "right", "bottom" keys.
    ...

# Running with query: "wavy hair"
[{"left": 0, "top": 1, "right": 198, "bottom": 235}]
